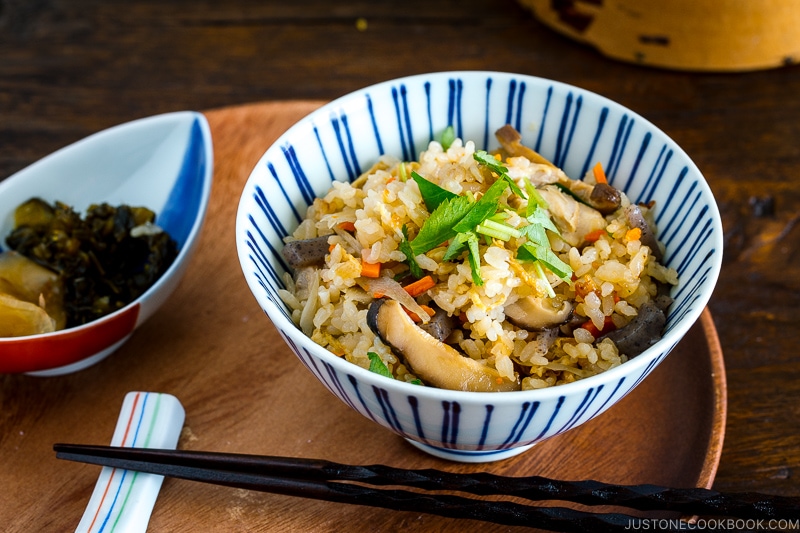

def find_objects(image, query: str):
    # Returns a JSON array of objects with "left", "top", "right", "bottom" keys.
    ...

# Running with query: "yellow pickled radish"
[
  {"left": 0, "top": 251, "right": 66, "bottom": 336},
  {"left": 0, "top": 293, "right": 57, "bottom": 336}
]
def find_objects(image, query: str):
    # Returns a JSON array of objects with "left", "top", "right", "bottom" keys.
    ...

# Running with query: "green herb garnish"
[
  {"left": 518, "top": 241, "right": 572, "bottom": 285},
  {"left": 475, "top": 218, "right": 522, "bottom": 241},
  {"left": 443, "top": 231, "right": 470, "bottom": 261},
  {"left": 452, "top": 175, "right": 509, "bottom": 233},
  {"left": 399, "top": 224, "right": 424, "bottom": 279},
  {"left": 411, "top": 171, "right": 457, "bottom": 212},
  {"left": 473, "top": 150, "right": 525, "bottom": 197},
  {"left": 398, "top": 162, "right": 408, "bottom": 182},
  {"left": 465, "top": 231, "right": 483, "bottom": 286},
  {"left": 406, "top": 147, "right": 572, "bottom": 289},
  {"left": 441, "top": 231, "right": 482, "bottom": 285},
  {"left": 524, "top": 178, "right": 549, "bottom": 214},
  {"left": 410, "top": 194, "right": 474, "bottom": 256},
  {"left": 367, "top": 352, "right": 393, "bottom": 378},
  {"left": 518, "top": 221, "right": 572, "bottom": 284},
  {"left": 525, "top": 206, "right": 560, "bottom": 235},
  {"left": 440, "top": 125, "right": 456, "bottom": 150},
  {"left": 470, "top": 151, "right": 571, "bottom": 285}
]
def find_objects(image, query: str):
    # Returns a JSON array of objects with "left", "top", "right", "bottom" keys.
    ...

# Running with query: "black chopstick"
[{"left": 54, "top": 443, "right": 800, "bottom": 531}]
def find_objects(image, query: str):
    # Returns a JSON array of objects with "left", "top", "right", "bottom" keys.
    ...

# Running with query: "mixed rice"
[{"left": 279, "top": 126, "right": 678, "bottom": 392}]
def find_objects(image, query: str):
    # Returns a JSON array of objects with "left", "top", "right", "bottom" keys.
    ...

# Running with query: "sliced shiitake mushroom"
[
  {"left": 588, "top": 182, "right": 622, "bottom": 214},
  {"left": 367, "top": 299, "right": 520, "bottom": 392},
  {"left": 495, "top": 124, "right": 556, "bottom": 167},
  {"left": 503, "top": 295, "right": 573, "bottom": 331}
]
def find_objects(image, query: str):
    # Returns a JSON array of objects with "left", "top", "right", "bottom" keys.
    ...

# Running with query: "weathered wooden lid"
[{"left": 519, "top": 0, "right": 800, "bottom": 71}]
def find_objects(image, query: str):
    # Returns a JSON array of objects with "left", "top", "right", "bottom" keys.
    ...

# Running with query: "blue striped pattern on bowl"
[{"left": 236, "top": 72, "right": 722, "bottom": 462}]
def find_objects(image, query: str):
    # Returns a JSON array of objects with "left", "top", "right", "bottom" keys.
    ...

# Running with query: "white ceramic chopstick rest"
[{"left": 75, "top": 392, "right": 185, "bottom": 533}]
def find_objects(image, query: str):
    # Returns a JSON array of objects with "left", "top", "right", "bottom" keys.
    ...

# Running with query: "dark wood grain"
[{"left": 1, "top": 0, "right": 799, "bottom": 527}]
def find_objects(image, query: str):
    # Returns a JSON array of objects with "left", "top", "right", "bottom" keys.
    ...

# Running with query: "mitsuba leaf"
[
  {"left": 525, "top": 206, "right": 560, "bottom": 235},
  {"left": 441, "top": 231, "right": 483, "bottom": 285},
  {"left": 473, "top": 150, "right": 525, "bottom": 197},
  {"left": 443, "top": 231, "right": 471, "bottom": 261},
  {"left": 368, "top": 352, "right": 394, "bottom": 378},
  {"left": 400, "top": 224, "right": 424, "bottom": 279},
  {"left": 411, "top": 171, "right": 458, "bottom": 213},
  {"left": 519, "top": 222, "right": 549, "bottom": 248},
  {"left": 518, "top": 242, "right": 572, "bottom": 281},
  {"left": 524, "top": 179, "right": 549, "bottom": 214},
  {"left": 410, "top": 194, "right": 474, "bottom": 256},
  {"left": 451, "top": 176, "right": 508, "bottom": 233},
  {"left": 466, "top": 232, "right": 483, "bottom": 285},
  {"left": 473, "top": 150, "right": 507, "bottom": 175}
]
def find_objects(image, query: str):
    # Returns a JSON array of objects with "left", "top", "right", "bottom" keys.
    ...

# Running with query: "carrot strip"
[
  {"left": 584, "top": 229, "right": 605, "bottom": 243},
  {"left": 592, "top": 161, "right": 608, "bottom": 184},
  {"left": 580, "top": 320, "right": 600, "bottom": 337},
  {"left": 338, "top": 221, "right": 356, "bottom": 232},
  {"left": 403, "top": 275, "right": 435, "bottom": 297},
  {"left": 406, "top": 304, "right": 436, "bottom": 322},
  {"left": 361, "top": 258, "right": 381, "bottom": 278},
  {"left": 579, "top": 316, "right": 616, "bottom": 337},
  {"left": 626, "top": 227, "right": 642, "bottom": 242}
]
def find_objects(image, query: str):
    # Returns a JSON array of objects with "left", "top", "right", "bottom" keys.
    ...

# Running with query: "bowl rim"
[{"left": 236, "top": 70, "right": 723, "bottom": 403}]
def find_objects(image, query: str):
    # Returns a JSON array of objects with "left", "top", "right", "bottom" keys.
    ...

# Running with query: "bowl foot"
[{"left": 405, "top": 439, "right": 535, "bottom": 463}]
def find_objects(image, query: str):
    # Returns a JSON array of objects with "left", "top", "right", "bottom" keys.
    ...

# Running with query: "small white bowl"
[
  {"left": 236, "top": 72, "right": 723, "bottom": 462},
  {"left": 0, "top": 111, "right": 213, "bottom": 376}
]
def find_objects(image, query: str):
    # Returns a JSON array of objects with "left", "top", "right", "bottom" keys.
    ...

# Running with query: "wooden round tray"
[{"left": 0, "top": 101, "right": 727, "bottom": 532}]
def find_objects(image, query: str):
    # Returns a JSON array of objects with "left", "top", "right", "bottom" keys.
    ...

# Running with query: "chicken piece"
[{"left": 537, "top": 185, "right": 607, "bottom": 246}]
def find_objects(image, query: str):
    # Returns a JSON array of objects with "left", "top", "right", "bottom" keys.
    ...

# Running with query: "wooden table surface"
[{"left": 1, "top": 1, "right": 799, "bottom": 530}]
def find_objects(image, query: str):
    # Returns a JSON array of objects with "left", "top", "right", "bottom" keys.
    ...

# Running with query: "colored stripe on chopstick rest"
[
  {"left": 75, "top": 392, "right": 185, "bottom": 533},
  {"left": 83, "top": 393, "right": 146, "bottom": 533}
]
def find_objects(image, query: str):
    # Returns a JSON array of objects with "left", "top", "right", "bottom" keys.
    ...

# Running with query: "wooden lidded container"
[{"left": 518, "top": 0, "right": 800, "bottom": 71}]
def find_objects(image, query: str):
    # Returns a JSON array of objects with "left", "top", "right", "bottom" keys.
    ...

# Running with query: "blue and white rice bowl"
[{"left": 236, "top": 72, "right": 722, "bottom": 462}]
